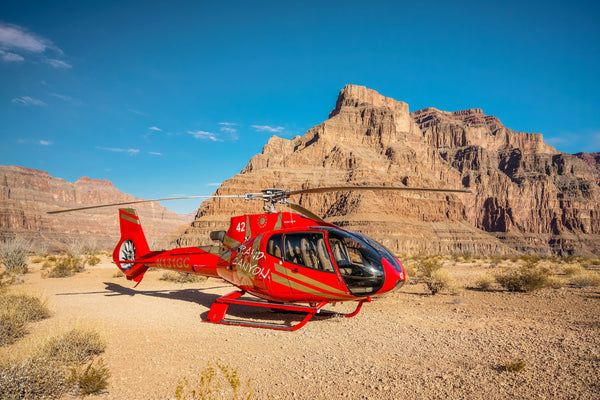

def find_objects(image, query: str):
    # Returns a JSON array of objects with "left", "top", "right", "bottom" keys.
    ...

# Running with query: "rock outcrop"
[
  {"left": 177, "top": 85, "right": 600, "bottom": 256},
  {"left": 0, "top": 165, "right": 187, "bottom": 251}
]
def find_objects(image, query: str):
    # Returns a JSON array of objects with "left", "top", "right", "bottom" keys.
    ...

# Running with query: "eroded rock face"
[
  {"left": 0, "top": 166, "right": 187, "bottom": 251},
  {"left": 177, "top": 85, "right": 600, "bottom": 256}
]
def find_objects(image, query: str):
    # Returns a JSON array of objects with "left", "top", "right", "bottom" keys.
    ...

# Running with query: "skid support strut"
[{"left": 204, "top": 290, "right": 370, "bottom": 331}]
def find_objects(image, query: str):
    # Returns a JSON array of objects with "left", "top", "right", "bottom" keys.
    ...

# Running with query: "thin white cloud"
[
  {"left": 0, "top": 23, "right": 49, "bottom": 52},
  {"left": 97, "top": 146, "right": 140, "bottom": 155},
  {"left": 252, "top": 125, "right": 285, "bottom": 133},
  {"left": 188, "top": 130, "right": 221, "bottom": 142},
  {"left": 148, "top": 152, "right": 162, "bottom": 156},
  {"left": 39, "top": 140, "right": 51, "bottom": 146},
  {"left": 128, "top": 108, "right": 147, "bottom": 116},
  {"left": 207, "top": 182, "right": 222, "bottom": 187},
  {"left": 49, "top": 92, "right": 81, "bottom": 106},
  {"left": 11, "top": 96, "right": 45, "bottom": 106},
  {"left": 0, "top": 23, "right": 69, "bottom": 67},
  {"left": 44, "top": 58, "right": 71, "bottom": 69},
  {"left": 149, "top": 126, "right": 162, "bottom": 131},
  {"left": 0, "top": 49, "right": 24, "bottom": 62}
]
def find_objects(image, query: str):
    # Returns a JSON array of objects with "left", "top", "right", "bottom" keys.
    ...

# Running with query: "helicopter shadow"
[{"left": 102, "top": 282, "right": 338, "bottom": 327}]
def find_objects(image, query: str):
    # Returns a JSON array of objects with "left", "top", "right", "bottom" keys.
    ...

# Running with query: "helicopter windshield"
[{"left": 321, "top": 227, "right": 386, "bottom": 295}]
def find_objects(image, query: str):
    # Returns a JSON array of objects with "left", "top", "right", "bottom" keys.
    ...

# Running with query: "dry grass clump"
[
  {"left": 570, "top": 271, "right": 600, "bottom": 288},
  {"left": 1, "top": 238, "right": 31, "bottom": 274},
  {"left": 175, "top": 361, "right": 253, "bottom": 400},
  {"left": 562, "top": 264, "right": 585, "bottom": 276},
  {"left": 0, "top": 356, "right": 69, "bottom": 400},
  {"left": 160, "top": 271, "right": 207, "bottom": 283},
  {"left": 0, "top": 292, "right": 50, "bottom": 346},
  {"left": 0, "top": 329, "right": 109, "bottom": 399},
  {"left": 39, "top": 328, "right": 106, "bottom": 364}
]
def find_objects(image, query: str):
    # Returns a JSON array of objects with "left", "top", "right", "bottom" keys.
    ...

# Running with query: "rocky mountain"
[
  {"left": 177, "top": 85, "right": 600, "bottom": 256},
  {"left": 0, "top": 165, "right": 187, "bottom": 252}
]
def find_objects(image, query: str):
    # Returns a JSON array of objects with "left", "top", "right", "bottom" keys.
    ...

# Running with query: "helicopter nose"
[{"left": 378, "top": 257, "right": 406, "bottom": 295}]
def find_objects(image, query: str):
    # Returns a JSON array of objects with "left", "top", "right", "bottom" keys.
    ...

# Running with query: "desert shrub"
[
  {"left": 570, "top": 271, "right": 600, "bottom": 288},
  {"left": 175, "top": 361, "right": 253, "bottom": 400},
  {"left": 44, "top": 254, "right": 85, "bottom": 278},
  {"left": 160, "top": 271, "right": 207, "bottom": 283},
  {"left": 30, "top": 255, "right": 45, "bottom": 264},
  {"left": 474, "top": 273, "right": 495, "bottom": 291},
  {"left": 413, "top": 257, "right": 454, "bottom": 295},
  {"left": 503, "top": 358, "right": 526, "bottom": 373},
  {"left": 86, "top": 255, "right": 101, "bottom": 266},
  {"left": 70, "top": 358, "right": 111, "bottom": 396},
  {"left": 495, "top": 261, "right": 552, "bottom": 292},
  {"left": 113, "top": 270, "right": 125, "bottom": 278},
  {"left": 0, "top": 356, "right": 69, "bottom": 400},
  {"left": 562, "top": 264, "right": 585, "bottom": 276},
  {"left": 40, "top": 328, "right": 106, "bottom": 364},
  {"left": 0, "top": 292, "right": 50, "bottom": 346},
  {"left": 1, "top": 238, "right": 30, "bottom": 274},
  {"left": 402, "top": 262, "right": 418, "bottom": 284},
  {"left": 426, "top": 268, "right": 454, "bottom": 295}
]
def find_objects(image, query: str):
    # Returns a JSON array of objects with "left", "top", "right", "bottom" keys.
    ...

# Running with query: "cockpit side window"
[
  {"left": 325, "top": 229, "right": 385, "bottom": 295},
  {"left": 283, "top": 232, "right": 335, "bottom": 273},
  {"left": 266, "top": 234, "right": 282, "bottom": 259}
]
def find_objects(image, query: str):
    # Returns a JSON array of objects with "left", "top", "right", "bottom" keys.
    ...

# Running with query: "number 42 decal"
[{"left": 236, "top": 222, "right": 246, "bottom": 232}]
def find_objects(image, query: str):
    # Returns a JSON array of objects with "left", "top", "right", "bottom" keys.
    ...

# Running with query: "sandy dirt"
[{"left": 6, "top": 259, "right": 600, "bottom": 399}]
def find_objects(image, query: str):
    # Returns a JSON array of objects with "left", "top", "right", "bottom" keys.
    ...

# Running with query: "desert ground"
[{"left": 3, "top": 257, "right": 600, "bottom": 400}]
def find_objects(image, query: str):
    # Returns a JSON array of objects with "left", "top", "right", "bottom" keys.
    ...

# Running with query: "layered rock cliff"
[
  {"left": 0, "top": 166, "right": 187, "bottom": 251},
  {"left": 177, "top": 85, "right": 600, "bottom": 256}
]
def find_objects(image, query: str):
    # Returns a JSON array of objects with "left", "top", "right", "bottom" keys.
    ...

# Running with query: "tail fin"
[{"left": 113, "top": 208, "right": 151, "bottom": 285}]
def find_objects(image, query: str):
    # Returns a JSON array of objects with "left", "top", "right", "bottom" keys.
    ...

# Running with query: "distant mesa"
[
  {"left": 176, "top": 84, "right": 600, "bottom": 256},
  {"left": 0, "top": 165, "right": 187, "bottom": 251}
]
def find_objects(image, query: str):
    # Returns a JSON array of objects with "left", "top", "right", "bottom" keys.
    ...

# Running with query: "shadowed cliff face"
[
  {"left": 177, "top": 85, "right": 600, "bottom": 256},
  {"left": 0, "top": 166, "right": 186, "bottom": 251}
]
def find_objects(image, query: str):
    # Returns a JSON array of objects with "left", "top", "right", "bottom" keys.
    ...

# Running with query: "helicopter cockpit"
[{"left": 266, "top": 226, "right": 401, "bottom": 296}]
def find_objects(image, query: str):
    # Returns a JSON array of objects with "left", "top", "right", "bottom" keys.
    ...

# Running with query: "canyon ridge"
[
  {"left": 0, "top": 165, "right": 186, "bottom": 251},
  {"left": 177, "top": 85, "right": 600, "bottom": 256}
]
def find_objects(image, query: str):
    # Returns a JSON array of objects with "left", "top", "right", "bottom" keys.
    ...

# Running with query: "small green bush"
[
  {"left": 175, "top": 362, "right": 253, "bottom": 400},
  {"left": 503, "top": 358, "right": 526, "bottom": 373},
  {"left": 44, "top": 254, "right": 85, "bottom": 278},
  {"left": 474, "top": 273, "right": 495, "bottom": 291},
  {"left": 495, "top": 261, "right": 552, "bottom": 292},
  {"left": 426, "top": 268, "right": 454, "bottom": 295},
  {"left": 70, "top": 358, "right": 111, "bottom": 396},
  {"left": 86, "top": 255, "right": 101, "bottom": 266}
]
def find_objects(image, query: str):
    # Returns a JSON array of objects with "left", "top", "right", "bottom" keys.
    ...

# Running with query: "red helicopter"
[{"left": 50, "top": 186, "right": 472, "bottom": 331}]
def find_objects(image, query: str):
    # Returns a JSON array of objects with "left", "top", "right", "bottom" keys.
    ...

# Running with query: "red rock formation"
[
  {"left": 0, "top": 165, "right": 187, "bottom": 251},
  {"left": 177, "top": 85, "right": 600, "bottom": 256}
]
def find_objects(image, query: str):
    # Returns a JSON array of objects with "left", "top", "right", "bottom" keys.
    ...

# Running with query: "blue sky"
[{"left": 1, "top": 1, "right": 599, "bottom": 214}]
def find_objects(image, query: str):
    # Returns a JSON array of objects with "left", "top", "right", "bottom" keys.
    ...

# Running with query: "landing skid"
[{"left": 204, "top": 290, "right": 371, "bottom": 331}]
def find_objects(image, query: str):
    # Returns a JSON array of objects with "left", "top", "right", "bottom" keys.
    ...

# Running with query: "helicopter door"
[
  {"left": 265, "top": 233, "right": 293, "bottom": 295},
  {"left": 281, "top": 232, "right": 349, "bottom": 299}
]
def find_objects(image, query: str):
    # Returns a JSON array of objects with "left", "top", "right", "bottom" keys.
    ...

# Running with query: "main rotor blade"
[
  {"left": 287, "top": 201, "right": 325, "bottom": 222},
  {"left": 46, "top": 194, "right": 251, "bottom": 214},
  {"left": 288, "top": 186, "right": 475, "bottom": 197}
]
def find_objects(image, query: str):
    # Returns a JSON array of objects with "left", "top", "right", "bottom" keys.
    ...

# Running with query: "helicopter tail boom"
[{"left": 112, "top": 208, "right": 151, "bottom": 284}]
